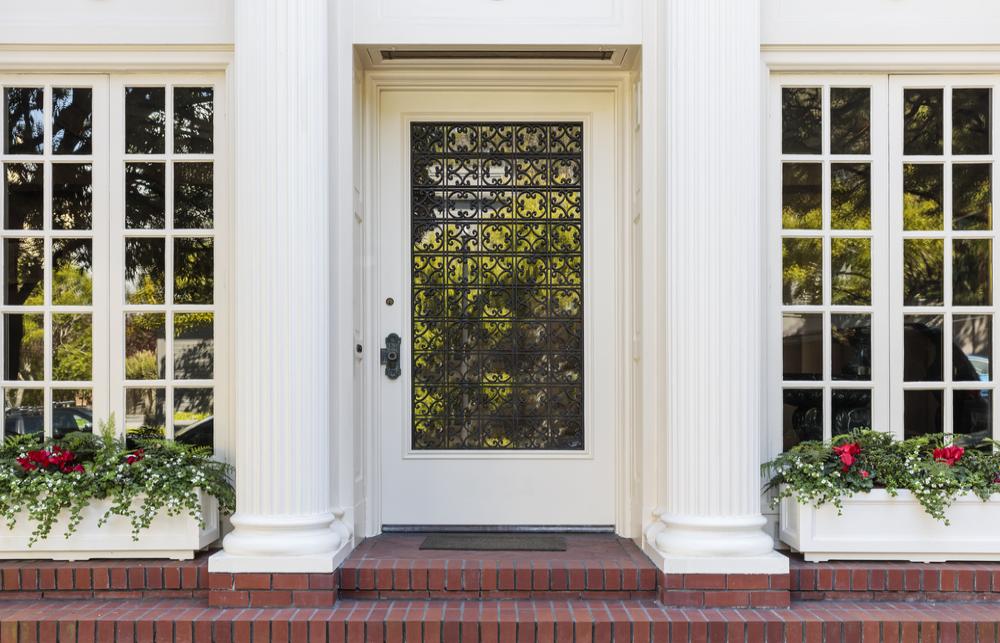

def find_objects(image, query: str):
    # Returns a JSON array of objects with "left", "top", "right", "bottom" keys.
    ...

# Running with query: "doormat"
[{"left": 419, "top": 533, "right": 567, "bottom": 552}]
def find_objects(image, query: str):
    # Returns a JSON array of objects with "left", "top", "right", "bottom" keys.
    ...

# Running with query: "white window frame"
[
  {"left": 109, "top": 72, "right": 229, "bottom": 448},
  {"left": 0, "top": 70, "right": 228, "bottom": 454},
  {"left": 888, "top": 74, "right": 1000, "bottom": 441},
  {"left": 770, "top": 73, "right": 1000, "bottom": 456},
  {"left": 767, "top": 74, "right": 891, "bottom": 458},
  {"left": 0, "top": 74, "right": 111, "bottom": 438}
]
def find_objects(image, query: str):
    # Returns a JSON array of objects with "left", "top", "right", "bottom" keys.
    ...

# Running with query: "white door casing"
[{"left": 373, "top": 87, "right": 621, "bottom": 527}]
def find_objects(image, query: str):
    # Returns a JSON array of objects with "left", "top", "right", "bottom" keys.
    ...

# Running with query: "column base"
[
  {"left": 645, "top": 513, "right": 789, "bottom": 575},
  {"left": 208, "top": 512, "right": 351, "bottom": 574}
]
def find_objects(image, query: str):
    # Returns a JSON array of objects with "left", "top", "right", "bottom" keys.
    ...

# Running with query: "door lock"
[{"left": 380, "top": 333, "right": 401, "bottom": 380}]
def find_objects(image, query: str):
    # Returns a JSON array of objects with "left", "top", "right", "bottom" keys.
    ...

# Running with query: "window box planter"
[
  {"left": 0, "top": 490, "right": 220, "bottom": 561},
  {"left": 779, "top": 487, "right": 1000, "bottom": 562}
]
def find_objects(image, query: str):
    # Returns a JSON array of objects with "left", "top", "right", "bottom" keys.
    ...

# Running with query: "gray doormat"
[{"left": 419, "top": 533, "right": 567, "bottom": 551}]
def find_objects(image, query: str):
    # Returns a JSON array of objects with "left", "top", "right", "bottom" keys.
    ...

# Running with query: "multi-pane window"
[
  {"left": 891, "top": 79, "right": 996, "bottom": 442},
  {"left": 0, "top": 74, "right": 224, "bottom": 451},
  {"left": 776, "top": 80, "right": 888, "bottom": 450},
  {"left": 115, "top": 81, "right": 218, "bottom": 448},
  {"left": 773, "top": 75, "right": 998, "bottom": 450},
  {"left": 1, "top": 79, "right": 108, "bottom": 439}
]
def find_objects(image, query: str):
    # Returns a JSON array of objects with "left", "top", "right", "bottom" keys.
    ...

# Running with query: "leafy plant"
[
  {"left": 0, "top": 416, "right": 234, "bottom": 544},
  {"left": 763, "top": 429, "right": 1000, "bottom": 523}
]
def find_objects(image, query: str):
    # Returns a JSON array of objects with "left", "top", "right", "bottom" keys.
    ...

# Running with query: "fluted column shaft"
[
  {"left": 652, "top": 0, "right": 785, "bottom": 573},
  {"left": 209, "top": 0, "right": 342, "bottom": 574}
]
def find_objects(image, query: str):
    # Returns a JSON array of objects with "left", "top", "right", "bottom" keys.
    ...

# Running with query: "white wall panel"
[
  {"left": 763, "top": 0, "right": 1000, "bottom": 46},
  {"left": 353, "top": 0, "right": 640, "bottom": 45},
  {"left": 0, "top": 0, "right": 233, "bottom": 45}
]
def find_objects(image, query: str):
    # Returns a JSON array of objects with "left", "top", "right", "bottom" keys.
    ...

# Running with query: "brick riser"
[
  {"left": 660, "top": 573, "right": 790, "bottom": 608},
  {"left": 0, "top": 559, "right": 208, "bottom": 602},
  {"left": 3, "top": 599, "right": 1000, "bottom": 642},
  {"left": 791, "top": 561, "right": 1000, "bottom": 602},
  {"left": 337, "top": 559, "right": 658, "bottom": 602}
]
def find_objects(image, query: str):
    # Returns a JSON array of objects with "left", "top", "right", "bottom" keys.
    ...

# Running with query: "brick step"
[
  {"left": 791, "top": 559, "right": 1000, "bottom": 602},
  {"left": 2, "top": 597, "right": 1000, "bottom": 642}
]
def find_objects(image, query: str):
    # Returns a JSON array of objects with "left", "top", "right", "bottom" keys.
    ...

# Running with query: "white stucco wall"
[
  {"left": 0, "top": 0, "right": 233, "bottom": 45},
  {"left": 2, "top": 0, "right": 998, "bottom": 48}
]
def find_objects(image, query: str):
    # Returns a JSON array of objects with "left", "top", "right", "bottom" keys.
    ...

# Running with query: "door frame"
[{"left": 360, "top": 69, "right": 638, "bottom": 538}]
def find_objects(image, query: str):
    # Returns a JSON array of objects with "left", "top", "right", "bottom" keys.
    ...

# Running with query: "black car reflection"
[{"left": 4, "top": 406, "right": 94, "bottom": 439}]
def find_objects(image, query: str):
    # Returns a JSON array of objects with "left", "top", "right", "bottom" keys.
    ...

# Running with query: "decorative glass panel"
[
  {"left": 832, "top": 389, "right": 872, "bottom": 434},
  {"left": 952, "top": 164, "right": 992, "bottom": 230},
  {"left": 831, "top": 314, "right": 871, "bottom": 381},
  {"left": 831, "top": 238, "right": 871, "bottom": 305},
  {"left": 904, "top": 89, "right": 944, "bottom": 156},
  {"left": 4, "top": 163, "right": 43, "bottom": 230},
  {"left": 52, "top": 389, "right": 93, "bottom": 437},
  {"left": 782, "top": 163, "right": 821, "bottom": 229},
  {"left": 904, "top": 389, "right": 943, "bottom": 438},
  {"left": 782, "top": 88, "right": 822, "bottom": 154},
  {"left": 952, "top": 88, "right": 991, "bottom": 156},
  {"left": 831, "top": 163, "right": 871, "bottom": 230},
  {"left": 782, "top": 389, "right": 822, "bottom": 450},
  {"left": 830, "top": 88, "right": 871, "bottom": 155},
  {"left": 52, "top": 88, "right": 92, "bottom": 155},
  {"left": 782, "top": 238, "right": 822, "bottom": 305},
  {"left": 52, "top": 164, "right": 93, "bottom": 230},
  {"left": 411, "top": 122, "right": 583, "bottom": 450},
  {"left": 173, "top": 87, "right": 214, "bottom": 154},
  {"left": 5, "top": 88, "right": 44, "bottom": 155},
  {"left": 782, "top": 313, "right": 822, "bottom": 381},
  {"left": 125, "top": 87, "right": 165, "bottom": 154}
]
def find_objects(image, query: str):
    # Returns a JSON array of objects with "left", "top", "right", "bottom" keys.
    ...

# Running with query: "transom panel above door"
[{"left": 374, "top": 89, "right": 619, "bottom": 528}]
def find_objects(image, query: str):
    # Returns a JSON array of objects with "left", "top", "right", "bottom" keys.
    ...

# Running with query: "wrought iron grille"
[{"left": 410, "top": 122, "right": 584, "bottom": 450}]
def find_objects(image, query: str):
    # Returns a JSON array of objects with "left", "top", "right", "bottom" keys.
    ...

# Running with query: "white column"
[
  {"left": 649, "top": 0, "right": 787, "bottom": 574},
  {"left": 209, "top": 0, "right": 345, "bottom": 574}
]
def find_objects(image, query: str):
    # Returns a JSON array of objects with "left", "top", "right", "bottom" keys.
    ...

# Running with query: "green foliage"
[
  {"left": 763, "top": 429, "right": 1000, "bottom": 524},
  {"left": 0, "top": 417, "right": 234, "bottom": 545}
]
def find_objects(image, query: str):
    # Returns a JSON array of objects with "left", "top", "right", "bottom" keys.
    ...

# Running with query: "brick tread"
[
  {"left": 1, "top": 598, "right": 1000, "bottom": 642},
  {"left": 790, "top": 559, "right": 1000, "bottom": 602}
]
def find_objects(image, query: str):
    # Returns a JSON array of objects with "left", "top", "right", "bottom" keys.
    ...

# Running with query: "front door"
[{"left": 376, "top": 89, "right": 617, "bottom": 527}]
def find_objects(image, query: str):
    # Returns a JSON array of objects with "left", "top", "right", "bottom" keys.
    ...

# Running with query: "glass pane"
[
  {"left": 52, "top": 238, "right": 92, "bottom": 306},
  {"left": 175, "top": 313, "right": 214, "bottom": 380},
  {"left": 174, "top": 87, "right": 214, "bottom": 154},
  {"left": 174, "top": 238, "right": 214, "bottom": 304},
  {"left": 412, "top": 122, "right": 584, "bottom": 450},
  {"left": 904, "top": 315, "right": 944, "bottom": 382},
  {"left": 125, "top": 163, "right": 166, "bottom": 229},
  {"left": 52, "top": 389, "right": 92, "bottom": 438},
  {"left": 782, "top": 313, "right": 822, "bottom": 381},
  {"left": 781, "top": 163, "right": 822, "bottom": 229},
  {"left": 831, "top": 238, "right": 871, "bottom": 306},
  {"left": 125, "top": 87, "right": 165, "bottom": 154},
  {"left": 903, "top": 239, "right": 944, "bottom": 306},
  {"left": 4, "top": 238, "right": 43, "bottom": 305},
  {"left": 782, "top": 88, "right": 822, "bottom": 154},
  {"left": 125, "top": 313, "right": 166, "bottom": 380},
  {"left": 953, "top": 239, "right": 992, "bottom": 306},
  {"left": 782, "top": 238, "right": 822, "bottom": 305},
  {"left": 173, "top": 388, "right": 213, "bottom": 449},
  {"left": 953, "top": 164, "right": 992, "bottom": 231},
  {"left": 953, "top": 314, "right": 992, "bottom": 382},
  {"left": 904, "top": 88, "right": 944, "bottom": 156},
  {"left": 782, "top": 389, "right": 822, "bottom": 450},
  {"left": 3, "top": 314, "right": 43, "bottom": 380},
  {"left": 954, "top": 390, "right": 991, "bottom": 443},
  {"left": 52, "top": 314, "right": 91, "bottom": 381},
  {"left": 52, "top": 88, "right": 92, "bottom": 155},
  {"left": 904, "top": 389, "right": 943, "bottom": 438},
  {"left": 953, "top": 88, "right": 992, "bottom": 156},
  {"left": 831, "top": 163, "right": 871, "bottom": 230},
  {"left": 4, "top": 163, "right": 43, "bottom": 230},
  {"left": 125, "top": 238, "right": 165, "bottom": 304},
  {"left": 174, "top": 162, "right": 213, "bottom": 229},
  {"left": 903, "top": 164, "right": 944, "bottom": 230},
  {"left": 3, "top": 389, "right": 44, "bottom": 438},
  {"left": 831, "top": 314, "right": 871, "bottom": 381},
  {"left": 4, "top": 88, "right": 44, "bottom": 155},
  {"left": 832, "top": 389, "right": 872, "bottom": 434},
  {"left": 830, "top": 88, "right": 871, "bottom": 155},
  {"left": 52, "top": 163, "right": 93, "bottom": 230},
  {"left": 125, "top": 388, "right": 166, "bottom": 440}
]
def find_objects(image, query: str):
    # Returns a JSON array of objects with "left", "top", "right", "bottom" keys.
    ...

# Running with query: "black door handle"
[{"left": 380, "top": 333, "right": 401, "bottom": 379}]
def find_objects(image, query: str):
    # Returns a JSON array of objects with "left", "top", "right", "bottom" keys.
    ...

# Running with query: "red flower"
[
  {"left": 125, "top": 448, "right": 145, "bottom": 465},
  {"left": 833, "top": 443, "right": 862, "bottom": 472},
  {"left": 15, "top": 446, "right": 82, "bottom": 473},
  {"left": 860, "top": 470, "right": 870, "bottom": 479},
  {"left": 933, "top": 446, "right": 965, "bottom": 466}
]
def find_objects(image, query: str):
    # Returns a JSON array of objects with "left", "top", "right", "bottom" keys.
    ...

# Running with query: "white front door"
[{"left": 375, "top": 88, "right": 618, "bottom": 527}]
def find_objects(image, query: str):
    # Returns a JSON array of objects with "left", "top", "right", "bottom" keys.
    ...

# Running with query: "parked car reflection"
[{"left": 3, "top": 405, "right": 93, "bottom": 438}]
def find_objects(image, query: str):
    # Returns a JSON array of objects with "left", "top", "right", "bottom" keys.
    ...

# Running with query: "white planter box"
[
  {"left": 0, "top": 491, "right": 219, "bottom": 561},
  {"left": 779, "top": 487, "right": 1000, "bottom": 562}
]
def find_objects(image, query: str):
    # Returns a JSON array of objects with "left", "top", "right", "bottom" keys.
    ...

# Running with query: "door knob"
[{"left": 380, "top": 333, "right": 401, "bottom": 380}]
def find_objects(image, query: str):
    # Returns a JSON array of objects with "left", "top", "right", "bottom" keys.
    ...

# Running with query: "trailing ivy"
[
  {"left": 762, "top": 429, "right": 1000, "bottom": 524},
  {"left": 0, "top": 418, "right": 234, "bottom": 545}
]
